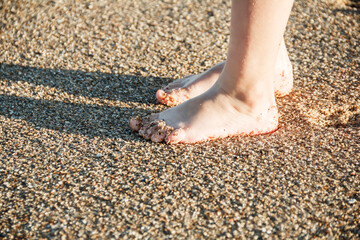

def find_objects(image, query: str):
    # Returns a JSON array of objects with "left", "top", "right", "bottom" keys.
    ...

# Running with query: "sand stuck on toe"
[{"left": 0, "top": 0, "right": 359, "bottom": 238}]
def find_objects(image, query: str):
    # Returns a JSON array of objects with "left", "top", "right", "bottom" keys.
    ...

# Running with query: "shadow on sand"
[{"left": 0, "top": 63, "right": 173, "bottom": 140}]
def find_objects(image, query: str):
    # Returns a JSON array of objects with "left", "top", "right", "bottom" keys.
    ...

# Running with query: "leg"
[
  {"left": 131, "top": 0, "right": 294, "bottom": 144},
  {"left": 156, "top": 40, "right": 293, "bottom": 107}
]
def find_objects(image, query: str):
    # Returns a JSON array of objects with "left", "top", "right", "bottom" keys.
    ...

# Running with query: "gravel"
[{"left": 0, "top": 0, "right": 359, "bottom": 239}]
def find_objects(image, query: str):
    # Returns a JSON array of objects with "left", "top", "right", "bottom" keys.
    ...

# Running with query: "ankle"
[{"left": 215, "top": 75, "right": 276, "bottom": 112}]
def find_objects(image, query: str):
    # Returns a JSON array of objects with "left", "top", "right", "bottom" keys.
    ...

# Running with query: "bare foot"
[
  {"left": 132, "top": 0, "right": 294, "bottom": 144},
  {"left": 156, "top": 39, "right": 293, "bottom": 106},
  {"left": 131, "top": 77, "right": 278, "bottom": 144}
]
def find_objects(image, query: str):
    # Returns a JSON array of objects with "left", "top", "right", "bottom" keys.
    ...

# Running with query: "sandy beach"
[{"left": 0, "top": 0, "right": 359, "bottom": 238}]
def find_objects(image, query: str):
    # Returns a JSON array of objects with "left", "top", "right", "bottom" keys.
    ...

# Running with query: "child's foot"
[
  {"left": 156, "top": 40, "right": 293, "bottom": 106},
  {"left": 131, "top": 76, "right": 278, "bottom": 144}
]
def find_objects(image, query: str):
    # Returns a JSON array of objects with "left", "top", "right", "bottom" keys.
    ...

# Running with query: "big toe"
[{"left": 156, "top": 89, "right": 167, "bottom": 103}]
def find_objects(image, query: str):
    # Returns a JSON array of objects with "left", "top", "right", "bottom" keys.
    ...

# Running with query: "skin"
[
  {"left": 157, "top": 39, "right": 293, "bottom": 107},
  {"left": 130, "top": 0, "right": 295, "bottom": 144}
]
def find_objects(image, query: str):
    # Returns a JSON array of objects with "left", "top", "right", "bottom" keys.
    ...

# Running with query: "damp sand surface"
[{"left": 0, "top": 0, "right": 359, "bottom": 239}]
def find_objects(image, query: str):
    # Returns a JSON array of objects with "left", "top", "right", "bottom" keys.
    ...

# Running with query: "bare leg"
[
  {"left": 131, "top": 0, "right": 294, "bottom": 144},
  {"left": 156, "top": 39, "right": 293, "bottom": 106}
]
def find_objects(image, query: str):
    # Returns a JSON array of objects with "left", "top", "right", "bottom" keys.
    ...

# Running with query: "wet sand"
[{"left": 0, "top": 0, "right": 359, "bottom": 238}]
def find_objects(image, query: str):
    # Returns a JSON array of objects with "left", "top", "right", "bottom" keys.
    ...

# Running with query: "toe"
[
  {"left": 157, "top": 75, "right": 194, "bottom": 106},
  {"left": 156, "top": 89, "right": 175, "bottom": 106},
  {"left": 144, "top": 122, "right": 163, "bottom": 141},
  {"left": 132, "top": 114, "right": 182, "bottom": 144},
  {"left": 129, "top": 116, "right": 142, "bottom": 131},
  {"left": 165, "top": 128, "right": 185, "bottom": 144},
  {"left": 151, "top": 130, "right": 166, "bottom": 143},
  {"left": 137, "top": 118, "right": 166, "bottom": 141},
  {"left": 158, "top": 89, "right": 190, "bottom": 107},
  {"left": 138, "top": 124, "right": 150, "bottom": 139},
  {"left": 156, "top": 89, "right": 167, "bottom": 103},
  {"left": 150, "top": 122, "right": 174, "bottom": 143},
  {"left": 156, "top": 89, "right": 178, "bottom": 106},
  {"left": 138, "top": 120, "right": 156, "bottom": 140}
]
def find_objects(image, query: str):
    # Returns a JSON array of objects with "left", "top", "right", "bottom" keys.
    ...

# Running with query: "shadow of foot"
[{"left": 0, "top": 64, "right": 174, "bottom": 140}]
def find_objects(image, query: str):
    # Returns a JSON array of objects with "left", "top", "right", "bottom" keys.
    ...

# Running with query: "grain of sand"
[{"left": 0, "top": 0, "right": 359, "bottom": 239}]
